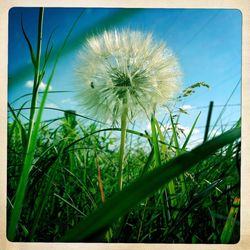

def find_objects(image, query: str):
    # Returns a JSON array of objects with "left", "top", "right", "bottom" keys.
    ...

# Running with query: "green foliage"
[{"left": 7, "top": 106, "right": 241, "bottom": 242}]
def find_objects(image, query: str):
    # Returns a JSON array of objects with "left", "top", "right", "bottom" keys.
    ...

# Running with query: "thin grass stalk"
[
  {"left": 181, "top": 112, "right": 201, "bottom": 150},
  {"left": 27, "top": 8, "right": 44, "bottom": 142},
  {"left": 118, "top": 104, "right": 128, "bottom": 191},
  {"left": 8, "top": 8, "right": 45, "bottom": 240},
  {"left": 203, "top": 101, "right": 214, "bottom": 143}
]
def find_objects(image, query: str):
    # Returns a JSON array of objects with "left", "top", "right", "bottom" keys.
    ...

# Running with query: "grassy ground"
[{"left": 7, "top": 8, "right": 241, "bottom": 243}]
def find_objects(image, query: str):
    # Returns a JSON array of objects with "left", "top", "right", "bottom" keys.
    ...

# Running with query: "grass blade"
[
  {"left": 8, "top": 103, "right": 27, "bottom": 149},
  {"left": 21, "top": 15, "right": 36, "bottom": 67},
  {"left": 150, "top": 115, "right": 161, "bottom": 167},
  {"left": 203, "top": 101, "right": 214, "bottom": 143},
  {"left": 220, "top": 197, "right": 240, "bottom": 243},
  {"left": 8, "top": 8, "right": 45, "bottom": 240},
  {"left": 181, "top": 111, "right": 201, "bottom": 150},
  {"left": 8, "top": 9, "right": 83, "bottom": 240}
]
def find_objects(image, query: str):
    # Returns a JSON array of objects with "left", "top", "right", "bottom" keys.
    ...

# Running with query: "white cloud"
[
  {"left": 45, "top": 103, "right": 59, "bottom": 109},
  {"left": 61, "top": 98, "right": 77, "bottom": 105},
  {"left": 25, "top": 80, "right": 52, "bottom": 91},
  {"left": 181, "top": 105, "right": 193, "bottom": 110}
]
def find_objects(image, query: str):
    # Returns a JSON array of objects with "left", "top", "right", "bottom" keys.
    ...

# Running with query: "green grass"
[{"left": 7, "top": 8, "right": 241, "bottom": 243}]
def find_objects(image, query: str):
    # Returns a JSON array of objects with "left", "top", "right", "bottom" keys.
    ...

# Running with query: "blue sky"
[{"left": 8, "top": 8, "right": 242, "bottom": 147}]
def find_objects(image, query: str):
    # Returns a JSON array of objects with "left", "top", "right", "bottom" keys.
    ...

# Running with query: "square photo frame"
[{"left": 0, "top": 0, "right": 249, "bottom": 250}]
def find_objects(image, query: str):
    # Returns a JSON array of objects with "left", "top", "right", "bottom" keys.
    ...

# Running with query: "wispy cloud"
[
  {"left": 181, "top": 104, "right": 193, "bottom": 110},
  {"left": 25, "top": 80, "right": 52, "bottom": 91},
  {"left": 45, "top": 103, "right": 59, "bottom": 109},
  {"left": 61, "top": 98, "right": 77, "bottom": 105}
]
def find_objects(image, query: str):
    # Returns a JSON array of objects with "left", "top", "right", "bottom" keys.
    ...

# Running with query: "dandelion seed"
[
  {"left": 75, "top": 29, "right": 182, "bottom": 123},
  {"left": 75, "top": 29, "right": 182, "bottom": 191}
]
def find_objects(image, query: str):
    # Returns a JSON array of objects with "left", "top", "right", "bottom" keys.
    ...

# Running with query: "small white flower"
[{"left": 75, "top": 29, "right": 182, "bottom": 122}]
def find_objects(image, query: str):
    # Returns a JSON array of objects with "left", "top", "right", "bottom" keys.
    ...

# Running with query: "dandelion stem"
[{"left": 118, "top": 104, "right": 128, "bottom": 191}]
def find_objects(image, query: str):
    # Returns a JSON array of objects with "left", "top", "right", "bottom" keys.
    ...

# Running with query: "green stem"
[
  {"left": 27, "top": 8, "right": 44, "bottom": 142},
  {"left": 118, "top": 105, "right": 128, "bottom": 191},
  {"left": 8, "top": 8, "right": 44, "bottom": 241}
]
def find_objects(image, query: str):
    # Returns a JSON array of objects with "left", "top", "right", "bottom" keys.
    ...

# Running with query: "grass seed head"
[{"left": 75, "top": 29, "right": 182, "bottom": 122}]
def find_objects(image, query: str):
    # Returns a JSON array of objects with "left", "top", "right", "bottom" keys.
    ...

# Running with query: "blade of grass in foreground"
[
  {"left": 8, "top": 9, "right": 84, "bottom": 241},
  {"left": 8, "top": 8, "right": 45, "bottom": 240},
  {"left": 60, "top": 127, "right": 240, "bottom": 242},
  {"left": 220, "top": 197, "right": 240, "bottom": 243}
]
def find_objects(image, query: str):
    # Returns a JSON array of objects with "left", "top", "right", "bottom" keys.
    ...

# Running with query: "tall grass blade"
[
  {"left": 8, "top": 8, "right": 45, "bottom": 240},
  {"left": 8, "top": 9, "right": 83, "bottom": 240},
  {"left": 27, "top": 8, "right": 44, "bottom": 142},
  {"left": 203, "top": 101, "right": 214, "bottom": 142},
  {"left": 220, "top": 197, "right": 240, "bottom": 243}
]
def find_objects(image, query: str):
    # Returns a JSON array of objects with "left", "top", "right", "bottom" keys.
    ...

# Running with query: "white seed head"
[{"left": 75, "top": 29, "right": 182, "bottom": 122}]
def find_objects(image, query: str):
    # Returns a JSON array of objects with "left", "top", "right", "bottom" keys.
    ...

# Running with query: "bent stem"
[{"left": 118, "top": 104, "right": 128, "bottom": 191}]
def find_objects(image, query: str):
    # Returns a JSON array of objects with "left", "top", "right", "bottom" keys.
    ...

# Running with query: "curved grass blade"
[
  {"left": 11, "top": 106, "right": 106, "bottom": 125},
  {"left": 10, "top": 91, "right": 73, "bottom": 105},
  {"left": 21, "top": 14, "right": 36, "bottom": 67},
  {"left": 8, "top": 9, "right": 84, "bottom": 241},
  {"left": 8, "top": 103, "right": 27, "bottom": 148},
  {"left": 60, "top": 127, "right": 240, "bottom": 242}
]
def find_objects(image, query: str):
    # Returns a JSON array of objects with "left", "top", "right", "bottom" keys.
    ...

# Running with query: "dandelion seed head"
[{"left": 75, "top": 29, "right": 182, "bottom": 122}]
